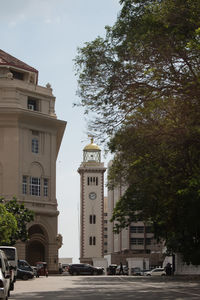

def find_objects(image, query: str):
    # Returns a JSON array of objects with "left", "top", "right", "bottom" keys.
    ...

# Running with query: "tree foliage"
[
  {"left": 75, "top": 0, "right": 200, "bottom": 140},
  {"left": 75, "top": 0, "right": 200, "bottom": 264},
  {"left": 0, "top": 204, "right": 17, "bottom": 245},
  {"left": 0, "top": 197, "right": 34, "bottom": 245}
]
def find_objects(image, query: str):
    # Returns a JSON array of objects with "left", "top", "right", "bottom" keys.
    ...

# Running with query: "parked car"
[
  {"left": 0, "top": 246, "right": 18, "bottom": 290},
  {"left": 131, "top": 267, "right": 142, "bottom": 276},
  {"left": 0, "top": 249, "right": 11, "bottom": 299},
  {"left": 116, "top": 265, "right": 129, "bottom": 275},
  {"left": 144, "top": 268, "right": 166, "bottom": 276},
  {"left": 17, "top": 260, "right": 34, "bottom": 280},
  {"left": 68, "top": 264, "right": 104, "bottom": 275}
]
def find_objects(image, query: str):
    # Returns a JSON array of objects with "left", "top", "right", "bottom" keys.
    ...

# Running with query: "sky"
[{"left": 0, "top": 0, "right": 122, "bottom": 262}]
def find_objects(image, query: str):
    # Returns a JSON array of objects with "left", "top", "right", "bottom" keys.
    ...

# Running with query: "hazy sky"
[{"left": 0, "top": 0, "right": 121, "bottom": 262}]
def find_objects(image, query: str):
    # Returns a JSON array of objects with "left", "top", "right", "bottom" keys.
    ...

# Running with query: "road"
[{"left": 9, "top": 275, "right": 200, "bottom": 300}]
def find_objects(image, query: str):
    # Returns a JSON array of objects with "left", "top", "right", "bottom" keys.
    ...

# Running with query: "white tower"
[{"left": 78, "top": 137, "right": 106, "bottom": 264}]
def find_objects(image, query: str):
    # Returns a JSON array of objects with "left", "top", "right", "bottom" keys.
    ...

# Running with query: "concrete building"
[
  {"left": 0, "top": 49, "right": 66, "bottom": 272},
  {"left": 78, "top": 138, "right": 106, "bottom": 264},
  {"left": 106, "top": 161, "right": 163, "bottom": 268}
]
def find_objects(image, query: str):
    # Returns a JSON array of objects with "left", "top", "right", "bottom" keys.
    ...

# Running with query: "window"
[
  {"left": 145, "top": 238, "right": 152, "bottom": 245},
  {"left": 104, "top": 235, "right": 108, "bottom": 238},
  {"left": 87, "top": 177, "right": 98, "bottom": 186},
  {"left": 130, "top": 226, "right": 144, "bottom": 233},
  {"left": 89, "top": 215, "right": 96, "bottom": 224},
  {"left": 90, "top": 215, "right": 92, "bottom": 224},
  {"left": 11, "top": 70, "right": 24, "bottom": 80},
  {"left": 104, "top": 220, "right": 107, "bottom": 224},
  {"left": 30, "top": 177, "right": 40, "bottom": 196},
  {"left": 28, "top": 97, "right": 39, "bottom": 111},
  {"left": 130, "top": 238, "right": 144, "bottom": 245},
  {"left": 22, "top": 176, "right": 27, "bottom": 194},
  {"left": 32, "top": 138, "right": 39, "bottom": 153},
  {"left": 104, "top": 227, "right": 108, "bottom": 231},
  {"left": 44, "top": 178, "right": 48, "bottom": 197},
  {"left": 89, "top": 236, "right": 96, "bottom": 245}
]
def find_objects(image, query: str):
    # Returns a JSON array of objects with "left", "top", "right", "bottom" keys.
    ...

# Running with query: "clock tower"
[{"left": 78, "top": 138, "right": 106, "bottom": 264}]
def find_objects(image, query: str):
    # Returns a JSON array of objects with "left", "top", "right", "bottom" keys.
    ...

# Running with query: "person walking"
[{"left": 119, "top": 262, "right": 124, "bottom": 275}]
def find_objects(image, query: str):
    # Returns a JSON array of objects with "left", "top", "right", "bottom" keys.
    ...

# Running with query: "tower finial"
[{"left": 88, "top": 134, "right": 94, "bottom": 144}]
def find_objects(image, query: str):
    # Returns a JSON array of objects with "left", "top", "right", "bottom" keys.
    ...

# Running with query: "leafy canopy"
[
  {"left": 75, "top": 0, "right": 200, "bottom": 264},
  {"left": 0, "top": 204, "right": 17, "bottom": 245},
  {"left": 0, "top": 197, "right": 34, "bottom": 245}
]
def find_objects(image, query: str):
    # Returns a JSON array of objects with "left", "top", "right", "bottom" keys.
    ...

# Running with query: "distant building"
[
  {"left": 78, "top": 138, "right": 106, "bottom": 264},
  {"left": 59, "top": 258, "right": 73, "bottom": 265},
  {"left": 106, "top": 161, "right": 163, "bottom": 267},
  {"left": 0, "top": 49, "right": 66, "bottom": 272}
]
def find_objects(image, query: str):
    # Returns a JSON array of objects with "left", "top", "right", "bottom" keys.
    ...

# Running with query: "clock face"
[{"left": 89, "top": 192, "right": 97, "bottom": 200}]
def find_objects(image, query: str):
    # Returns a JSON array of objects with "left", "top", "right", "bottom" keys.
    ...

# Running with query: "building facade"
[
  {"left": 0, "top": 49, "right": 66, "bottom": 272},
  {"left": 78, "top": 138, "right": 106, "bottom": 264},
  {"left": 106, "top": 161, "right": 163, "bottom": 267}
]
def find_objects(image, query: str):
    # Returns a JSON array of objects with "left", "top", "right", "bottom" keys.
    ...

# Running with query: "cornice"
[{"left": 78, "top": 167, "right": 106, "bottom": 174}]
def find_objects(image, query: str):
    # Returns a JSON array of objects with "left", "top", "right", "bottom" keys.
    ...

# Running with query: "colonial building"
[
  {"left": 78, "top": 138, "right": 106, "bottom": 264},
  {"left": 0, "top": 49, "right": 66, "bottom": 272}
]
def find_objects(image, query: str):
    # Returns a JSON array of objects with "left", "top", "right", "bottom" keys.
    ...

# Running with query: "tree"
[
  {"left": 74, "top": 0, "right": 200, "bottom": 140},
  {"left": 0, "top": 197, "right": 34, "bottom": 245},
  {"left": 75, "top": 0, "right": 200, "bottom": 264},
  {"left": 0, "top": 204, "right": 17, "bottom": 245}
]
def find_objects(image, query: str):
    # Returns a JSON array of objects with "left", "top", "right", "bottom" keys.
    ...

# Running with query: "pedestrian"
[
  {"left": 59, "top": 263, "right": 62, "bottom": 274},
  {"left": 165, "top": 263, "right": 172, "bottom": 276},
  {"left": 44, "top": 265, "right": 48, "bottom": 277},
  {"left": 119, "top": 262, "right": 124, "bottom": 275}
]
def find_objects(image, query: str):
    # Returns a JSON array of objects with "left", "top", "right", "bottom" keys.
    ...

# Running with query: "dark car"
[
  {"left": 68, "top": 264, "right": 104, "bottom": 275},
  {"left": 17, "top": 260, "right": 34, "bottom": 280},
  {"left": 131, "top": 267, "right": 142, "bottom": 276}
]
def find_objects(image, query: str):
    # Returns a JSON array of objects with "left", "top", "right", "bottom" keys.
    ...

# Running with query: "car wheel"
[
  {"left": 93, "top": 270, "right": 98, "bottom": 275},
  {"left": 22, "top": 274, "right": 29, "bottom": 280},
  {"left": 147, "top": 274, "right": 151, "bottom": 276}
]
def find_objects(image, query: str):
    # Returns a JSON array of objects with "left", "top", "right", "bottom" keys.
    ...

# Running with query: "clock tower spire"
[{"left": 78, "top": 137, "right": 106, "bottom": 264}]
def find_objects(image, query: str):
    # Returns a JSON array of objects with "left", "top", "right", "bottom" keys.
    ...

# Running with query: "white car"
[
  {"left": 0, "top": 250, "right": 11, "bottom": 299},
  {"left": 144, "top": 268, "right": 166, "bottom": 276}
]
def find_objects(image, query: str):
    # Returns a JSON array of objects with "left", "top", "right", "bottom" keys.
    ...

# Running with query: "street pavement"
[{"left": 9, "top": 275, "right": 200, "bottom": 300}]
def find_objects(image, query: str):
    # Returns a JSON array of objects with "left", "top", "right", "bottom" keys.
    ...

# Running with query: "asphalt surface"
[{"left": 9, "top": 275, "right": 200, "bottom": 300}]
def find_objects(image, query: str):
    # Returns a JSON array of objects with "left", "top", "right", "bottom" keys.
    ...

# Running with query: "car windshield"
[{"left": 0, "top": 248, "right": 15, "bottom": 260}]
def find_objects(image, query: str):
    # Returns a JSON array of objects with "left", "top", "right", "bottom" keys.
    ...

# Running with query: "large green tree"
[
  {"left": 75, "top": 0, "right": 200, "bottom": 264},
  {"left": 75, "top": 0, "right": 200, "bottom": 139}
]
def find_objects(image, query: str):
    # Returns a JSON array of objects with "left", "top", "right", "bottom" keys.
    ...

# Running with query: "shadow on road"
[{"left": 10, "top": 276, "right": 200, "bottom": 300}]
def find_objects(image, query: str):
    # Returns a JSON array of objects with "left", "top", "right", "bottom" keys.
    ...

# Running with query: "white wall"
[{"left": 175, "top": 254, "right": 200, "bottom": 275}]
